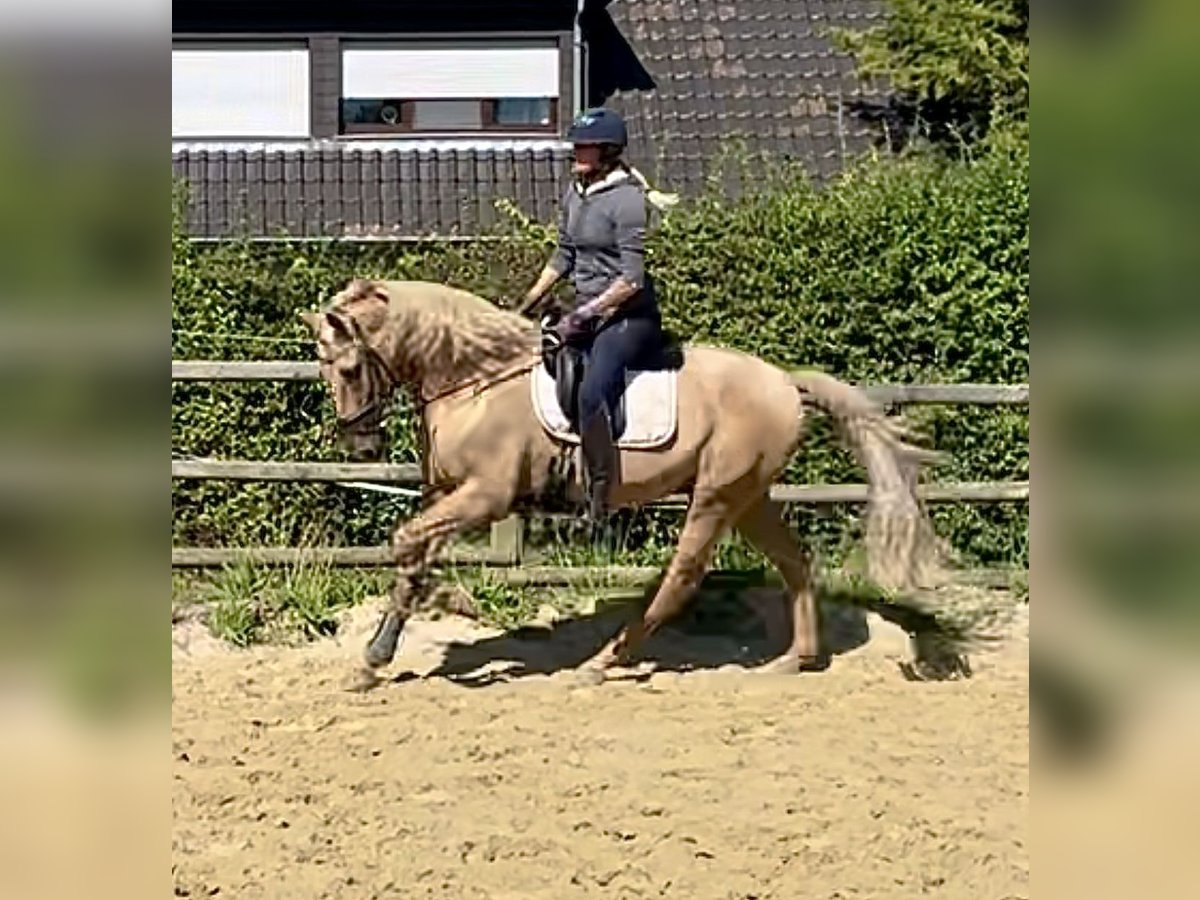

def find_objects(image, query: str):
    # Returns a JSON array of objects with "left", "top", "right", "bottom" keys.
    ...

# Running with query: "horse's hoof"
[
  {"left": 364, "top": 611, "right": 406, "bottom": 668},
  {"left": 346, "top": 667, "right": 384, "bottom": 693},
  {"left": 756, "top": 654, "right": 831, "bottom": 675},
  {"left": 797, "top": 654, "right": 832, "bottom": 673},
  {"left": 573, "top": 666, "right": 607, "bottom": 687}
]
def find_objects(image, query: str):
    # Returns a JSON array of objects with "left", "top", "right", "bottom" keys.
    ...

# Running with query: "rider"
[{"left": 520, "top": 107, "right": 670, "bottom": 520}]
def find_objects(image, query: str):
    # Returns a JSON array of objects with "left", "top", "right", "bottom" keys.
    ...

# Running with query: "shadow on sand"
[{"left": 409, "top": 580, "right": 884, "bottom": 688}]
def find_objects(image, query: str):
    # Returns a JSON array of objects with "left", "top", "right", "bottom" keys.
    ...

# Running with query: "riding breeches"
[{"left": 577, "top": 314, "right": 663, "bottom": 437}]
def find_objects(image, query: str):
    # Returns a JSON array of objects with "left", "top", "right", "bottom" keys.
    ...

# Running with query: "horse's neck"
[
  {"left": 415, "top": 337, "right": 537, "bottom": 400},
  {"left": 388, "top": 305, "right": 538, "bottom": 397}
]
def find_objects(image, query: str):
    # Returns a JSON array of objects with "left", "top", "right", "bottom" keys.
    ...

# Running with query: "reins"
[{"left": 414, "top": 354, "right": 541, "bottom": 413}]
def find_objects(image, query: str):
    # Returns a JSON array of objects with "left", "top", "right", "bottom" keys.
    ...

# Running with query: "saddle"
[
  {"left": 533, "top": 312, "right": 682, "bottom": 513},
  {"left": 538, "top": 311, "right": 684, "bottom": 438}
]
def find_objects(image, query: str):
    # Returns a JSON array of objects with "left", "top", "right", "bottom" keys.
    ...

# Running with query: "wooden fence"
[{"left": 171, "top": 361, "right": 1029, "bottom": 573}]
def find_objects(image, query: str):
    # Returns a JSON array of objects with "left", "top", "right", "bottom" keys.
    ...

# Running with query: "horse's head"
[{"left": 301, "top": 306, "right": 393, "bottom": 462}]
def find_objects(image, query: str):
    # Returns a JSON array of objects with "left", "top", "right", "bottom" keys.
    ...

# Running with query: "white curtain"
[
  {"left": 173, "top": 46, "right": 310, "bottom": 138},
  {"left": 342, "top": 46, "right": 559, "bottom": 99}
]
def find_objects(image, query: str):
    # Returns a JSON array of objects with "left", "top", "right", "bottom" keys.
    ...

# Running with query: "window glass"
[{"left": 494, "top": 98, "right": 553, "bottom": 127}]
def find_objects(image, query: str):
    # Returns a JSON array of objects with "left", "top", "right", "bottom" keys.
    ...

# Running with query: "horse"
[{"left": 301, "top": 278, "right": 952, "bottom": 687}]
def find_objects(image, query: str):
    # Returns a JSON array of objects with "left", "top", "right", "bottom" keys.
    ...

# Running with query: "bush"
[
  {"left": 831, "top": 0, "right": 1029, "bottom": 149},
  {"left": 172, "top": 135, "right": 1028, "bottom": 566},
  {"left": 655, "top": 135, "right": 1029, "bottom": 563}
]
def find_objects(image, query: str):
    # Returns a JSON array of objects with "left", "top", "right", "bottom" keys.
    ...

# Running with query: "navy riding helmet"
[{"left": 566, "top": 107, "right": 628, "bottom": 148}]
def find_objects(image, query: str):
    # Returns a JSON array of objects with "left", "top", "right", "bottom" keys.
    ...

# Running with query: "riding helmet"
[{"left": 565, "top": 107, "right": 628, "bottom": 148}]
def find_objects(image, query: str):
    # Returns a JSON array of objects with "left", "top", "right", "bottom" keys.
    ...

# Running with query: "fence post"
[{"left": 489, "top": 515, "right": 525, "bottom": 565}]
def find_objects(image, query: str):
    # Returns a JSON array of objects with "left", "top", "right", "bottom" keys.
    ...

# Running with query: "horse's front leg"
[{"left": 359, "top": 480, "right": 510, "bottom": 680}]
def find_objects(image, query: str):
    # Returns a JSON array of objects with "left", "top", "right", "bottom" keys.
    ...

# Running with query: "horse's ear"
[
  {"left": 299, "top": 311, "right": 321, "bottom": 334},
  {"left": 324, "top": 311, "right": 355, "bottom": 341}
]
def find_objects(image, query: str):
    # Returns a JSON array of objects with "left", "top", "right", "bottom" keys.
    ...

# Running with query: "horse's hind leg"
[
  {"left": 579, "top": 487, "right": 747, "bottom": 680},
  {"left": 734, "top": 497, "right": 829, "bottom": 673}
]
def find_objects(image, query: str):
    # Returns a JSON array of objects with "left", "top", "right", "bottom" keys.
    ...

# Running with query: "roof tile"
[{"left": 602, "top": 0, "right": 886, "bottom": 185}]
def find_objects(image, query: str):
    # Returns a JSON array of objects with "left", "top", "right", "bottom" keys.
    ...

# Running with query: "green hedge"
[{"left": 172, "top": 137, "right": 1028, "bottom": 567}]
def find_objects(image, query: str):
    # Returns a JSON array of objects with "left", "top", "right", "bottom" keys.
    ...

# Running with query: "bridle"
[{"left": 333, "top": 336, "right": 402, "bottom": 439}]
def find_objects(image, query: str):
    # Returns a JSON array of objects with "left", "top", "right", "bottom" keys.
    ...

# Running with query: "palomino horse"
[{"left": 302, "top": 279, "right": 949, "bottom": 686}]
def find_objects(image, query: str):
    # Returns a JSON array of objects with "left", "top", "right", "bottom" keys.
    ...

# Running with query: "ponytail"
[{"left": 624, "top": 164, "right": 680, "bottom": 213}]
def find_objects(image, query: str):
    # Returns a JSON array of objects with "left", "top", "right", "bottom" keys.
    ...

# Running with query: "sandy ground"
[{"left": 172, "top": 594, "right": 1029, "bottom": 899}]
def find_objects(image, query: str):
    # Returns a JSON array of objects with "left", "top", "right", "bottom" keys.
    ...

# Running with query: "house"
[{"left": 172, "top": 1, "right": 886, "bottom": 238}]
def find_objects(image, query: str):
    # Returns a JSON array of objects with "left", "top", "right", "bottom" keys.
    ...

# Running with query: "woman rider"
[{"left": 519, "top": 107, "right": 669, "bottom": 520}]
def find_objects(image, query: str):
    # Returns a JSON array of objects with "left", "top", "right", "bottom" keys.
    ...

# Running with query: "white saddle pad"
[{"left": 531, "top": 364, "right": 677, "bottom": 449}]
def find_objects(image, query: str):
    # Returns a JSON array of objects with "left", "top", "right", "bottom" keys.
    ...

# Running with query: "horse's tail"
[{"left": 790, "top": 370, "right": 947, "bottom": 593}]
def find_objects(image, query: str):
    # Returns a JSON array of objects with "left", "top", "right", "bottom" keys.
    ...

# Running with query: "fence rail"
[
  {"left": 172, "top": 361, "right": 1029, "bottom": 570},
  {"left": 171, "top": 545, "right": 521, "bottom": 569},
  {"left": 171, "top": 458, "right": 1027, "bottom": 505},
  {"left": 170, "top": 552, "right": 1018, "bottom": 594},
  {"left": 171, "top": 361, "right": 1030, "bottom": 406}
]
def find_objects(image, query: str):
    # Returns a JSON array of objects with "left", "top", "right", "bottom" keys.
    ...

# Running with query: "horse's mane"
[{"left": 330, "top": 278, "right": 540, "bottom": 393}]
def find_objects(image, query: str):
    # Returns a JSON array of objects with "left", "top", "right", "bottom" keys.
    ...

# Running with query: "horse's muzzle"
[{"left": 343, "top": 430, "right": 385, "bottom": 462}]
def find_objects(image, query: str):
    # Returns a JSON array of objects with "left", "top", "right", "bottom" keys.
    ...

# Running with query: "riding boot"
[{"left": 580, "top": 408, "right": 617, "bottom": 521}]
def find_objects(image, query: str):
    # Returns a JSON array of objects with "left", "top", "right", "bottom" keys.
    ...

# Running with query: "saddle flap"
[{"left": 554, "top": 344, "right": 586, "bottom": 431}]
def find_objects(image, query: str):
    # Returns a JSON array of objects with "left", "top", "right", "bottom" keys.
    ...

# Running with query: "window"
[
  {"left": 492, "top": 98, "right": 555, "bottom": 127},
  {"left": 339, "top": 43, "right": 560, "bottom": 136},
  {"left": 172, "top": 43, "right": 310, "bottom": 138}
]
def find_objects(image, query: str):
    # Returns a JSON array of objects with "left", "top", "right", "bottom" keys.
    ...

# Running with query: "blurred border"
[
  {"left": 1036, "top": 1, "right": 1200, "bottom": 897},
  {"left": 0, "top": 4, "right": 169, "bottom": 900}
]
